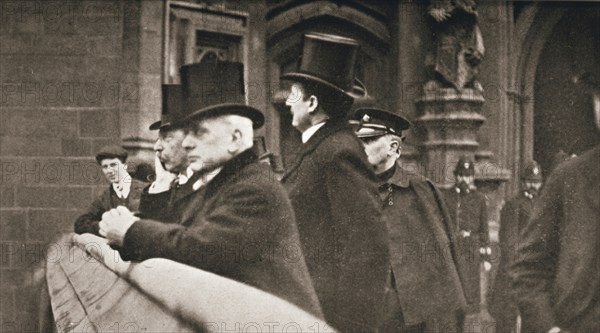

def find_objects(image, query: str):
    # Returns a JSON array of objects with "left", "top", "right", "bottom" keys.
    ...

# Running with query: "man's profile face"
[
  {"left": 154, "top": 128, "right": 188, "bottom": 173},
  {"left": 360, "top": 135, "right": 392, "bottom": 170},
  {"left": 285, "top": 84, "right": 313, "bottom": 132},
  {"left": 182, "top": 119, "right": 231, "bottom": 173},
  {"left": 100, "top": 158, "right": 128, "bottom": 184}
]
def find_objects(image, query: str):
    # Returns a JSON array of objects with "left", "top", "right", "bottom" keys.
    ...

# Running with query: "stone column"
[{"left": 416, "top": 85, "right": 486, "bottom": 186}]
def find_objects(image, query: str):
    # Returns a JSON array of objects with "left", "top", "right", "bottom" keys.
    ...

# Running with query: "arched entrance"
[
  {"left": 533, "top": 5, "right": 600, "bottom": 173},
  {"left": 515, "top": 3, "right": 599, "bottom": 183}
]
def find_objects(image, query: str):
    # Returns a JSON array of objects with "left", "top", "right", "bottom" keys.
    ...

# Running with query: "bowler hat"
[
  {"left": 149, "top": 85, "right": 183, "bottom": 130},
  {"left": 95, "top": 145, "right": 128, "bottom": 164},
  {"left": 353, "top": 108, "right": 412, "bottom": 140},
  {"left": 522, "top": 161, "right": 543, "bottom": 182},
  {"left": 281, "top": 33, "right": 359, "bottom": 105},
  {"left": 178, "top": 59, "right": 264, "bottom": 129},
  {"left": 454, "top": 157, "right": 476, "bottom": 176}
]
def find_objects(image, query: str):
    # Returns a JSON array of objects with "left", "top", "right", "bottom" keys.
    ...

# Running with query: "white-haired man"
[{"left": 99, "top": 60, "right": 322, "bottom": 318}]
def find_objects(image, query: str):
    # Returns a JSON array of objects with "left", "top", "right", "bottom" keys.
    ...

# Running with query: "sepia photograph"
[{"left": 0, "top": 0, "right": 598, "bottom": 332}]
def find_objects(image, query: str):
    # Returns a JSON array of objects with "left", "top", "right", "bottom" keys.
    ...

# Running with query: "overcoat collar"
[
  {"left": 178, "top": 149, "right": 258, "bottom": 224},
  {"left": 204, "top": 148, "right": 258, "bottom": 197},
  {"left": 383, "top": 162, "right": 411, "bottom": 188},
  {"left": 282, "top": 119, "right": 349, "bottom": 180},
  {"left": 171, "top": 149, "right": 257, "bottom": 204}
]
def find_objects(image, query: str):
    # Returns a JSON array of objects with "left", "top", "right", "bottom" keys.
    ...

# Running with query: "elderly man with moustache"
[
  {"left": 135, "top": 84, "right": 194, "bottom": 222},
  {"left": 98, "top": 59, "right": 323, "bottom": 318},
  {"left": 352, "top": 107, "right": 466, "bottom": 333},
  {"left": 280, "top": 33, "right": 389, "bottom": 332}
]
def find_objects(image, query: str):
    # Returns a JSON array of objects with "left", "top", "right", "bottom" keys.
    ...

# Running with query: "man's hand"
[
  {"left": 149, "top": 154, "right": 177, "bottom": 194},
  {"left": 99, "top": 206, "right": 139, "bottom": 248}
]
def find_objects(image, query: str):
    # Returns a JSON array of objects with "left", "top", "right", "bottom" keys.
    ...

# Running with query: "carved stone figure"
[{"left": 428, "top": 0, "right": 485, "bottom": 91}]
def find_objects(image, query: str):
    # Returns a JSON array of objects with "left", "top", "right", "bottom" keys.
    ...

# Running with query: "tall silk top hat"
[
  {"left": 149, "top": 84, "right": 183, "bottom": 130},
  {"left": 178, "top": 58, "right": 264, "bottom": 129},
  {"left": 280, "top": 33, "right": 360, "bottom": 108}
]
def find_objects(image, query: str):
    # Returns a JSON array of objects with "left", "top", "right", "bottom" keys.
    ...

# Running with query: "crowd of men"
[{"left": 70, "top": 32, "right": 599, "bottom": 333}]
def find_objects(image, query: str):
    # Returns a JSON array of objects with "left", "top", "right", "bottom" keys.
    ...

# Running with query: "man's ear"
[
  {"left": 389, "top": 139, "right": 400, "bottom": 155},
  {"left": 123, "top": 163, "right": 128, "bottom": 171},
  {"left": 228, "top": 129, "right": 243, "bottom": 154},
  {"left": 308, "top": 95, "right": 319, "bottom": 114}
]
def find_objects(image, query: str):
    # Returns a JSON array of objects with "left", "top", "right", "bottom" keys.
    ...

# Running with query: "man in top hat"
[
  {"left": 99, "top": 59, "right": 323, "bottom": 318},
  {"left": 441, "top": 157, "right": 490, "bottom": 315},
  {"left": 135, "top": 84, "right": 193, "bottom": 222},
  {"left": 74, "top": 145, "right": 146, "bottom": 236},
  {"left": 281, "top": 32, "right": 390, "bottom": 332},
  {"left": 488, "top": 161, "right": 543, "bottom": 333},
  {"left": 353, "top": 107, "right": 467, "bottom": 333}
]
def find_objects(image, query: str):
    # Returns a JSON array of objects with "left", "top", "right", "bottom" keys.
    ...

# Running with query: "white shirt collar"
[
  {"left": 178, "top": 167, "right": 195, "bottom": 185},
  {"left": 112, "top": 176, "right": 132, "bottom": 199},
  {"left": 301, "top": 122, "right": 326, "bottom": 143},
  {"left": 192, "top": 167, "right": 223, "bottom": 191}
]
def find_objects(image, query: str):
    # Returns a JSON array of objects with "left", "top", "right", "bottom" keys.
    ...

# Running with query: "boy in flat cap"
[
  {"left": 99, "top": 59, "right": 322, "bottom": 318},
  {"left": 281, "top": 32, "right": 390, "bottom": 332},
  {"left": 74, "top": 145, "right": 146, "bottom": 236},
  {"left": 353, "top": 107, "right": 467, "bottom": 333}
]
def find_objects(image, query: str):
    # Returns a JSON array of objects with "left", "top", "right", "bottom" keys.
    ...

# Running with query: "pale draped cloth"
[{"left": 46, "top": 233, "right": 333, "bottom": 332}]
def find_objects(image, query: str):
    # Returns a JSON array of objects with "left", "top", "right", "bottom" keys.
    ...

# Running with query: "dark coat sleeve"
[
  {"left": 74, "top": 189, "right": 110, "bottom": 236},
  {"left": 120, "top": 181, "right": 276, "bottom": 271},
  {"left": 137, "top": 185, "right": 172, "bottom": 221},
  {"left": 321, "top": 148, "right": 390, "bottom": 330},
  {"left": 428, "top": 181, "right": 461, "bottom": 260},
  {"left": 509, "top": 176, "right": 561, "bottom": 332}
]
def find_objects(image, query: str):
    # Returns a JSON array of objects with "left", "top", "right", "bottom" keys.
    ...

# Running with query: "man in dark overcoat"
[
  {"left": 488, "top": 161, "right": 543, "bottom": 333},
  {"left": 509, "top": 144, "right": 599, "bottom": 333},
  {"left": 352, "top": 108, "right": 467, "bottom": 333},
  {"left": 280, "top": 33, "right": 390, "bottom": 332},
  {"left": 74, "top": 145, "right": 146, "bottom": 235},
  {"left": 441, "top": 157, "right": 490, "bottom": 314},
  {"left": 99, "top": 59, "right": 323, "bottom": 319}
]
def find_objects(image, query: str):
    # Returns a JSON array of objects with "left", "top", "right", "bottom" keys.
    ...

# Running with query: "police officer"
[
  {"left": 353, "top": 108, "right": 467, "bottom": 333},
  {"left": 442, "top": 157, "right": 490, "bottom": 315},
  {"left": 488, "top": 161, "right": 543, "bottom": 333}
]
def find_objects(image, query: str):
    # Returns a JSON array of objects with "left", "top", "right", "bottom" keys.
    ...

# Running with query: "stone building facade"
[{"left": 1, "top": 1, "right": 598, "bottom": 330}]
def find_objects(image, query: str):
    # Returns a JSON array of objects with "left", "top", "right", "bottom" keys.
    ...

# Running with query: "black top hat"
[
  {"left": 150, "top": 85, "right": 183, "bottom": 130},
  {"left": 454, "top": 156, "right": 476, "bottom": 176},
  {"left": 95, "top": 145, "right": 128, "bottom": 164},
  {"left": 352, "top": 108, "right": 412, "bottom": 140},
  {"left": 281, "top": 33, "right": 359, "bottom": 102},
  {"left": 522, "top": 161, "right": 543, "bottom": 181},
  {"left": 178, "top": 59, "right": 264, "bottom": 129}
]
